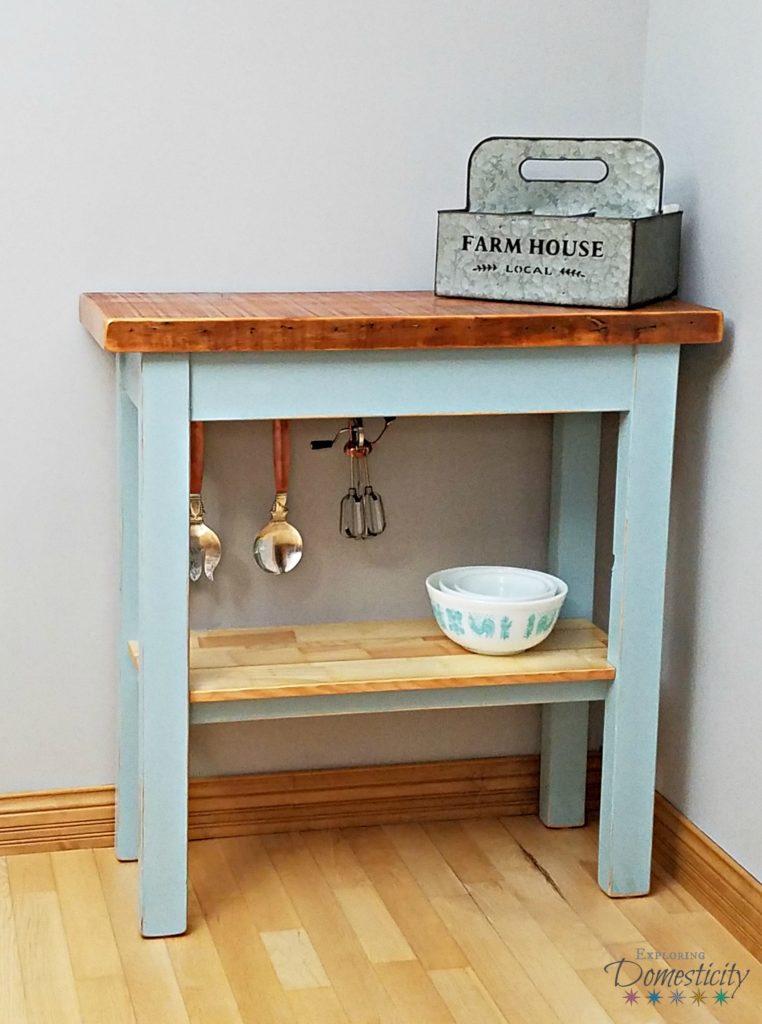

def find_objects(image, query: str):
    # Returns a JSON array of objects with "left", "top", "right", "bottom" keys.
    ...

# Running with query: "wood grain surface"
[
  {"left": 80, "top": 291, "right": 723, "bottom": 353},
  {"left": 127, "top": 618, "right": 614, "bottom": 702},
  {"left": 7, "top": 814, "right": 759, "bottom": 1024},
  {"left": 2, "top": 765, "right": 762, "bottom": 970}
]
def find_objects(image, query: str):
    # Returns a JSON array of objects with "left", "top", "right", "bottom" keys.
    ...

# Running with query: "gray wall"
[
  {"left": 643, "top": 0, "right": 762, "bottom": 879},
  {"left": 191, "top": 416, "right": 552, "bottom": 774},
  {"left": 1, "top": 1, "right": 648, "bottom": 794}
]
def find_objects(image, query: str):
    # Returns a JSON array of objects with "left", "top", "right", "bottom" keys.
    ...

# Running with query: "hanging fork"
[{"left": 189, "top": 422, "right": 222, "bottom": 581}]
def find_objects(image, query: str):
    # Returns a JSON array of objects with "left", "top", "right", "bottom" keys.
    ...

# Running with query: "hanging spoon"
[{"left": 253, "top": 419, "right": 303, "bottom": 573}]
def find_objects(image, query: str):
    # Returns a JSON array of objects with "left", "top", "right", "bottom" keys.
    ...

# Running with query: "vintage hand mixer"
[{"left": 311, "top": 417, "right": 394, "bottom": 539}]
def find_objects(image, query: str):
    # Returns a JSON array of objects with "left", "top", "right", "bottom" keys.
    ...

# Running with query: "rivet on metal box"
[{"left": 435, "top": 137, "right": 681, "bottom": 309}]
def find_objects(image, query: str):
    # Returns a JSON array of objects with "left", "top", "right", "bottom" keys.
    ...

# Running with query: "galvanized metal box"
[{"left": 435, "top": 137, "right": 681, "bottom": 308}]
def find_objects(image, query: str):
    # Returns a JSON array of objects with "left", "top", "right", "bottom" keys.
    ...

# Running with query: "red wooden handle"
[
  {"left": 273, "top": 419, "right": 290, "bottom": 493},
  {"left": 190, "top": 421, "right": 205, "bottom": 493}
]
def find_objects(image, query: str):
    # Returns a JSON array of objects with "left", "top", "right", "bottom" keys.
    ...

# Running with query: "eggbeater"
[{"left": 311, "top": 417, "right": 393, "bottom": 539}]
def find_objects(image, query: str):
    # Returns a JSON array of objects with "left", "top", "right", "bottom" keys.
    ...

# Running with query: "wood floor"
[{"left": 2, "top": 816, "right": 759, "bottom": 1024}]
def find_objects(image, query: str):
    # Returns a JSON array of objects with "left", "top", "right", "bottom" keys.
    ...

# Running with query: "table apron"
[
  {"left": 190, "top": 679, "right": 612, "bottom": 724},
  {"left": 177, "top": 347, "right": 640, "bottom": 420}
]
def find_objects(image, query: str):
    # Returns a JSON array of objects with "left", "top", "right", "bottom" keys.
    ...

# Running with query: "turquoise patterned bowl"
[{"left": 426, "top": 567, "right": 567, "bottom": 655}]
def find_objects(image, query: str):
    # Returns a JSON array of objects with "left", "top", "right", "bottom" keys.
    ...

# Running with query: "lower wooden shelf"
[{"left": 128, "top": 617, "right": 614, "bottom": 703}]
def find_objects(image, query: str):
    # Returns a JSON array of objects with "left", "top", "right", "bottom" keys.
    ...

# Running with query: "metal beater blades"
[
  {"left": 339, "top": 422, "right": 387, "bottom": 540},
  {"left": 312, "top": 417, "right": 392, "bottom": 540}
]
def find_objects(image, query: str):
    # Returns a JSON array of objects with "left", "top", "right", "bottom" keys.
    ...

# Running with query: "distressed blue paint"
[
  {"left": 116, "top": 334, "right": 683, "bottom": 934},
  {"left": 540, "top": 413, "right": 601, "bottom": 827},
  {"left": 115, "top": 356, "right": 140, "bottom": 861},
  {"left": 598, "top": 345, "right": 680, "bottom": 895},
  {"left": 122, "top": 353, "right": 142, "bottom": 408},
  {"left": 190, "top": 679, "right": 612, "bottom": 726},
  {"left": 189, "top": 346, "right": 635, "bottom": 421},
  {"left": 137, "top": 355, "right": 190, "bottom": 937},
  {"left": 548, "top": 414, "right": 602, "bottom": 619}
]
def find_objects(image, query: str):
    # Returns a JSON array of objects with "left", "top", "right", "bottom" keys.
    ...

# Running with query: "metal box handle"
[{"left": 466, "top": 137, "right": 664, "bottom": 219}]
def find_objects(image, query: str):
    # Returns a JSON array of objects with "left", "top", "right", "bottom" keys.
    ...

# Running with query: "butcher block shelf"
[
  {"left": 80, "top": 291, "right": 723, "bottom": 353},
  {"left": 128, "top": 617, "right": 614, "bottom": 703}
]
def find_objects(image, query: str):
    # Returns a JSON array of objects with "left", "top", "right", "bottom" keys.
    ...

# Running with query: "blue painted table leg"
[
  {"left": 137, "top": 355, "right": 190, "bottom": 936},
  {"left": 540, "top": 413, "right": 601, "bottom": 827},
  {"left": 116, "top": 355, "right": 140, "bottom": 861},
  {"left": 599, "top": 346, "right": 680, "bottom": 896}
]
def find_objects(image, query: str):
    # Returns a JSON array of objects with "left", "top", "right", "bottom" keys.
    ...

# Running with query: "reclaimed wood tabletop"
[{"left": 80, "top": 291, "right": 723, "bottom": 353}]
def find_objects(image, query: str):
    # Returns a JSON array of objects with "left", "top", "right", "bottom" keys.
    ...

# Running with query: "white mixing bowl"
[
  {"left": 426, "top": 568, "right": 567, "bottom": 655},
  {"left": 440, "top": 566, "right": 557, "bottom": 602}
]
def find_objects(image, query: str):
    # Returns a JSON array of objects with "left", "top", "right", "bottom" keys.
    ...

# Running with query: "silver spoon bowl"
[
  {"left": 254, "top": 420, "right": 303, "bottom": 574},
  {"left": 253, "top": 492, "right": 303, "bottom": 574}
]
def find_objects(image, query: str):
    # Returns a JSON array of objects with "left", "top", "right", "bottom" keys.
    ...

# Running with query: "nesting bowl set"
[{"left": 426, "top": 565, "right": 567, "bottom": 655}]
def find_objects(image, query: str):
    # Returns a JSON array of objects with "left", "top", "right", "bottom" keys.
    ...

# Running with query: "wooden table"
[{"left": 81, "top": 291, "right": 722, "bottom": 937}]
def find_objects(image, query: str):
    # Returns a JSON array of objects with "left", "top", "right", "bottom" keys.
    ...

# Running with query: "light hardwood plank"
[
  {"left": 374, "top": 960, "right": 456, "bottom": 1023},
  {"left": 73, "top": 979, "right": 137, "bottom": 1024},
  {"left": 576, "top": 965, "right": 675, "bottom": 1024},
  {"left": 650, "top": 861, "right": 705, "bottom": 915},
  {"left": 466, "top": 879, "right": 613, "bottom": 1024},
  {"left": 260, "top": 929, "right": 331, "bottom": 990},
  {"left": 333, "top": 886, "right": 417, "bottom": 965},
  {"left": 52, "top": 849, "right": 134, "bottom": 1023},
  {"left": 503, "top": 817, "right": 645, "bottom": 946},
  {"left": 382, "top": 823, "right": 467, "bottom": 897},
  {"left": 429, "top": 966, "right": 510, "bottom": 1024},
  {"left": 424, "top": 821, "right": 505, "bottom": 884},
  {"left": 7, "top": 853, "right": 82, "bottom": 1024},
  {"left": 94, "top": 851, "right": 190, "bottom": 1024},
  {"left": 287, "top": 987, "right": 351, "bottom": 1024},
  {"left": 262, "top": 832, "right": 398, "bottom": 1023},
  {"left": 304, "top": 830, "right": 372, "bottom": 889},
  {"left": 165, "top": 886, "right": 245, "bottom": 1024},
  {"left": 187, "top": 839, "right": 297, "bottom": 1024},
  {"left": 344, "top": 825, "right": 467, "bottom": 970},
  {"left": 431, "top": 893, "right": 562, "bottom": 1023},
  {"left": 220, "top": 835, "right": 301, "bottom": 932},
  {"left": 0, "top": 858, "right": 29, "bottom": 1024},
  {"left": 465, "top": 818, "right": 614, "bottom": 971}
]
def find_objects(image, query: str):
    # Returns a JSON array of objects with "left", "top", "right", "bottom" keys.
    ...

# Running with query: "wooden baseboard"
[
  {"left": 186, "top": 754, "right": 601, "bottom": 840},
  {"left": 0, "top": 754, "right": 600, "bottom": 856},
  {"left": 652, "top": 792, "right": 762, "bottom": 962},
  {"left": 1, "top": 756, "right": 758, "bottom": 961},
  {"left": 0, "top": 786, "right": 117, "bottom": 855}
]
